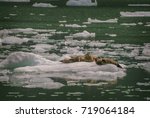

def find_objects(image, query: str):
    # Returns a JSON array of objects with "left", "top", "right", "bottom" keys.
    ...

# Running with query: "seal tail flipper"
[{"left": 116, "top": 63, "right": 123, "bottom": 68}]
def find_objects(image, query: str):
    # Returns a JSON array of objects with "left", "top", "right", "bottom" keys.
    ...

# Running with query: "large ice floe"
[
  {"left": 120, "top": 11, "right": 150, "bottom": 17},
  {"left": 66, "top": 0, "right": 97, "bottom": 6},
  {"left": 0, "top": 52, "right": 126, "bottom": 89},
  {"left": 32, "top": 3, "right": 57, "bottom": 8}
]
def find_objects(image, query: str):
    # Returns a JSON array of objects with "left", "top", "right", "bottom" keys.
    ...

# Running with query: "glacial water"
[{"left": 0, "top": 2, "right": 150, "bottom": 101}]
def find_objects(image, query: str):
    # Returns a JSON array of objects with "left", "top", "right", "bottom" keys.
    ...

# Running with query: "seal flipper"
[{"left": 116, "top": 63, "right": 122, "bottom": 68}]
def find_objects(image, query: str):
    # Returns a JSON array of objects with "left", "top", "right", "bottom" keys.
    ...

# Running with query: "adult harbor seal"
[{"left": 60, "top": 53, "right": 122, "bottom": 68}]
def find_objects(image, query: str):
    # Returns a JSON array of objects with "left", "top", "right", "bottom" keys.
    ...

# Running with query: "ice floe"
[
  {"left": 0, "top": 52, "right": 54, "bottom": 69},
  {"left": 1, "top": 36, "right": 29, "bottom": 45},
  {"left": 0, "top": 29, "right": 12, "bottom": 38},
  {"left": 128, "top": 4, "right": 150, "bottom": 7},
  {"left": 9, "top": 73, "right": 64, "bottom": 89},
  {"left": 66, "top": 0, "right": 97, "bottom": 6},
  {"left": 31, "top": 44, "right": 55, "bottom": 53},
  {"left": 67, "top": 30, "right": 95, "bottom": 39},
  {"left": 142, "top": 47, "right": 150, "bottom": 56},
  {"left": 0, "top": 38, "right": 2, "bottom": 45},
  {"left": 105, "top": 33, "right": 117, "bottom": 37},
  {"left": 0, "top": 52, "right": 126, "bottom": 82},
  {"left": 9, "top": 14, "right": 17, "bottom": 16},
  {"left": 32, "top": 3, "right": 57, "bottom": 8},
  {"left": 14, "top": 62, "right": 126, "bottom": 82},
  {"left": 120, "top": 11, "right": 150, "bottom": 17},
  {"left": 0, "top": 0, "right": 30, "bottom": 2},
  {"left": 87, "top": 18, "right": 118, "bottom": 23},
  {"left": 65, "top": 24, "right": 87, "bottom": 28},
  {"left": 120, "top": 23, "right": 137, "bottom": 26},
  {"left": 138, "top": 62, "right": 150, "bottom": 73}
]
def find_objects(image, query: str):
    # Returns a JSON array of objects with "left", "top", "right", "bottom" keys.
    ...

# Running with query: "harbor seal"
[
  {"left": 60, "top": 53, "right": 97, "bottom": 63},
  {"left": 95, "top": 57, "right": 122, "bottom": 68},
  {"left": 60, "top": 53, "right": 122, "bottom": 68}
]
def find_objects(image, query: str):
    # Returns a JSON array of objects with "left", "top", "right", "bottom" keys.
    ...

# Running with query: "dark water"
[{"left": 0, "top": 2, "right": 150, "bottom": 100}]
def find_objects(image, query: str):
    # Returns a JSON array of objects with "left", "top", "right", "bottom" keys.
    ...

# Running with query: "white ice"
[
  {"left": 71, "top": 30, "right": 95, "bottom": 39},
  {"left": 120, "top": 11, "right": 150, "bottom": 17},
  {"left": 120, "top": 23, "right": 137, "bottom": 26},
  {"left": 138, "top": 62, "right": 150, "bottom": 73},
  {"left": 31, "top": 44, "right": 55, "bottom": 53},
  {"left": 0, "top": 0, "right": 30, "bottom": 2},
  {"left": 0, "top": 52, "right": 54, "bottom": 69},
  {"left": 128, "top": 4, "right": 150, "bottom": 7},
  {"left": 0, "top": 52, "right": 126, "bottom": 82},
  {"left": 66, "top": 0, "right": 97, "bottom": 6},
  {"left": 87, "top": 18, "right": 118, "bottom": 23},
  {"left": 32, "top": 3, "right": 57, "bottom": 8},
  {"left": 1, "top": 36, "right": 29, "bottom": 45},
  {"left": 65, "top": 24, "right": 87, "bottom": 28}
]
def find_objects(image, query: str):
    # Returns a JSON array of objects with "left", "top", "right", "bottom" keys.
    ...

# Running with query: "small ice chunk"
[
  {"left": 142, "top": 48, "right": 150, "bottom": 56},
  {"left": 120, "top": 23, "right": 137, "bottom": 26},
  {"left": 138, "top": 62, "right": 150, "bottom": 73},
  {"left": 120, "top": 11, "right": 150, "bottom": 17},
  {"left": 87, "top": 18, "right": 118, "bottom": 23},
  {"left": 72, "top": 30, "right": 95, "bottom": 39},
  {"left": 128, "top": 4, "right": 150, "bottom": 7},
  {"left": 66, "top": 0, "right": 97, "bottom": 6},
  {"left": 31, "top": 44, "right": 54, "bottom": 53},
  {"left": 32, "top": 3, "right": 57, "bottom": 8},
  {"left": 65, "top": 24, "right": 87, "bottom": 28},
  {"left": 105, "top": 33, "right": 117, "bottom": 37}
]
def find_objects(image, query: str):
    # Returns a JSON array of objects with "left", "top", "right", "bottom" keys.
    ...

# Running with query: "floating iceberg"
[
  {"left": 66, "top": 0, "right": 97, "bottom": 6},
  {"left": 32, "top": 3, "right": 57, "bottom": 8},
  {"left": 120, "top": 11, "right": 150, "bottom": 17}
]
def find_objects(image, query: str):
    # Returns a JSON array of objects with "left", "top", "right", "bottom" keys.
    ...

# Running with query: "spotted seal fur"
[
  {"left": 60, "top": 53, "right": 122, "bottom": 68},
  {"left": 95, "top": 57, "right": 122, "bottom": 68}
]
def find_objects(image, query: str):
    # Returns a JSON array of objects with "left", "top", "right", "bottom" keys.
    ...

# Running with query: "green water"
[{"left": 0, "top": 2, "right": 150, "bottom": 100}]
